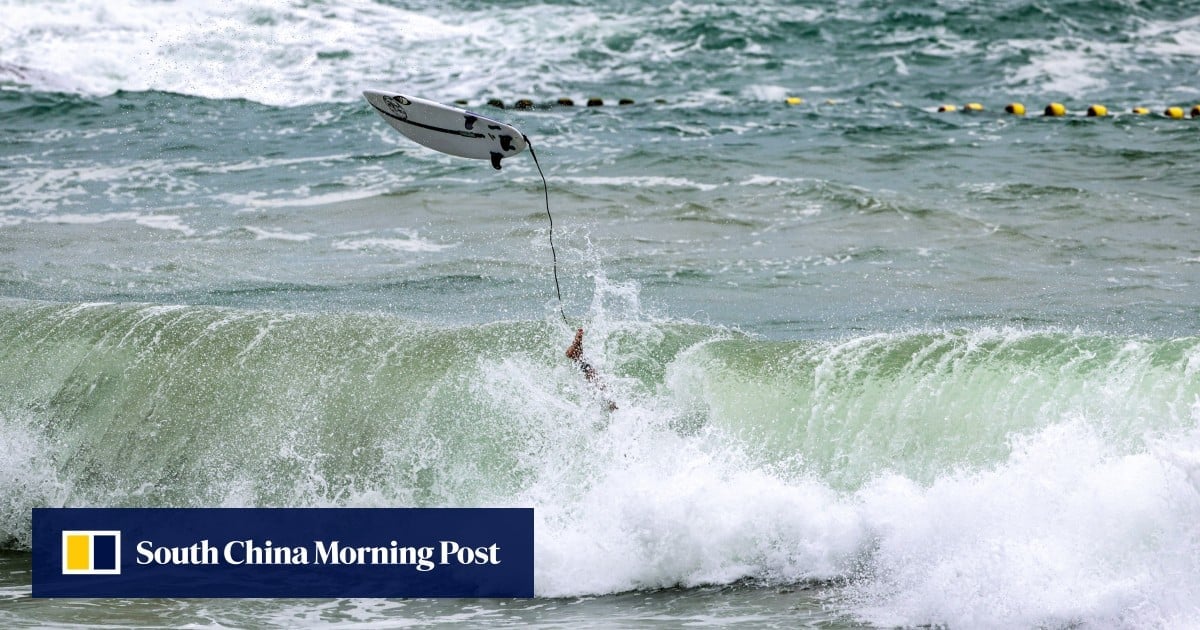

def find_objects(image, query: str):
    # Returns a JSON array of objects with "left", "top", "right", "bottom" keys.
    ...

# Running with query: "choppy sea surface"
[{"left": 3, "top": 0, "right": 1200, "bottom": 627}]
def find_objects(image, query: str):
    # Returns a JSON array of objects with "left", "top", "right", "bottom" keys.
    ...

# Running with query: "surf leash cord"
[{"left": 524, "top": 135, "right": 569, "bottom": 325}]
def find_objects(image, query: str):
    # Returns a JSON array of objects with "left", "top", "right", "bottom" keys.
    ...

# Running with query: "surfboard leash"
[{"left": 524, "top": 135, "right": 569, "bottom": 326}]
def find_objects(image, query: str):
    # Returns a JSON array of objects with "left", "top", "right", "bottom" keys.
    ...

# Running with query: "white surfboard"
[{"left": 363, "top": 89, "right": 527, "bottom": 170}]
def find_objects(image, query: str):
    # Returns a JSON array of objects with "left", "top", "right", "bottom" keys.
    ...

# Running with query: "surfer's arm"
[
  {"left": 566, "top": 329, "right": 600, "bottom": 380},
  {"left": 566, "top": 328, "right": 584, "bottom": 361}
]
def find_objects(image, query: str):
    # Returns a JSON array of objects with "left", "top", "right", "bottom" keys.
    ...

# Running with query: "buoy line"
[{"left": 453, "top": 97, "right": 1200, "bottom": 119}]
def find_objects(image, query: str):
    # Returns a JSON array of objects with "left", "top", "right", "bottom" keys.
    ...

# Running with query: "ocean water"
[{"left": 3, "top": 0, "right": 1200, "bottom": 627}]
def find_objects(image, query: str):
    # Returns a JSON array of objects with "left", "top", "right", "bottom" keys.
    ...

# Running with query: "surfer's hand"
[{"left": 566, "top": 328, "right": 584, "bottom": 360}]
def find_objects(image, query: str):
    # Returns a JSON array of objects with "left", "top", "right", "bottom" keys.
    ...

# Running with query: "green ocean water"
[{"left": 2, "top": 0, "right": 1200, "bottom": 627}]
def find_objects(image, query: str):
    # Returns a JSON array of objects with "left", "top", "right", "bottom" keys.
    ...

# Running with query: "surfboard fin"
[{"left": 490, "top": 152, "right": 503, "bottom": 170}]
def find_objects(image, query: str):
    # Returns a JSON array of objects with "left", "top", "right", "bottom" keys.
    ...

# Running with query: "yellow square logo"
[{"left": 61, "top": 531, "right": 121, "bottom": 575}]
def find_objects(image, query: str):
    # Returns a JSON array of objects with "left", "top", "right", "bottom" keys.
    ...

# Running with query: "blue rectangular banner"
[{"left": 33, "top": 508, "right": 533, "bottom": 598}]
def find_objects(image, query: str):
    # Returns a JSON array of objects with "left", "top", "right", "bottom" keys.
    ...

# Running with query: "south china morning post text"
[
  {"left": 32, "top": 508, "right": 534, "bottom": 598},
  {"left": 134, "top": 538, "right": 501, "bottom": 571}
]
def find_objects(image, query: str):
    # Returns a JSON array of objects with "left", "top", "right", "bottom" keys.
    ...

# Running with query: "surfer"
[{"left": 566, "top": 328, "right": 617, "bottom": 410}]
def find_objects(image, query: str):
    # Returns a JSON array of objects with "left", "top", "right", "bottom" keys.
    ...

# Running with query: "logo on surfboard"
[{"left": 385, "top": 96, "right": 409, "bottom": 120}]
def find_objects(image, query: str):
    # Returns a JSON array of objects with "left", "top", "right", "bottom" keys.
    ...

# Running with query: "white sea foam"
[
  {"left": 741, "top": 84, "right": 792, "bottom": 102},
  {"left": 0, "top": 161, "right": 201, "bottom": 214},
  {"left": 851, "top": 420, "right": 1200, "bottom": 628},
  {"left": 997, "top": 20, "right": 1200, "bottom": 99},
  {"left": 0, "top": 0, "right": 660, "bottom": 106},
  {"left": 0, "top": 211, "right": 196, "bottom": 235},
  {"left": 220, "top": 188, "right": 385, "bottom": 210},
  {"left": 557, "top": 176, "right": 720, "bottom": 192},
  {"left": 1002, "top": 38, "right": 1117, "bottom": 95},
  {"left": 130, "top": 214, "right": 195, "bottom": 235},
  {"left": 524, "top": 403, "right": 1200, "bottom": 627},
  {"left": 739, "top": 174, "right": 808, "bottom": 186},
  {"left": 332, "top": 232, "right": 451, "bottom": 254},
  {"left": 530, "top": 421, "right": 865, "bottom": 595},
  {"left": 243, "top": 226, "right": 314, "bottom": 242},
  {"left": 0, "top": 415, "right": 66, "bottom": 548},
  {"left": 0, "top": 0, "right": 476, "bottom": 105},
  {"left": 1139, "top": 16, "right": 1200, "bottom": 56}
]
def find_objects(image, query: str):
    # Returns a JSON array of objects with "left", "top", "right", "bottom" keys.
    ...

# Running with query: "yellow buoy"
[
  {"left": 1005, "top": 103, "right": 1026, "bottom": 115},
  {"left": 1165, "top": 106, "right": 1184, "bottom": 119},
  {"left": 1131, "top": 106, "right": 1149, "bottom": 115},
  {"left": 1043, "top": 102, "right": 1066, "bottom": 117},
  {"left": 557, "top": 97, "right": 575, "bottom": 107},
  {"left": 785, "top": 96, "right": 804, "bottom": 106},
  {"left": 1086, "top": 105, "right": 1108, "bottom": 117},
  {"left": 963, "top": 102, "right": 983, "bottom": 112},
  {"left": 586, "top": 97, "right": 604, "bottom": 107},
  {"left": 937, "top": 104, "right": 957, "bottom": 112},
  {"left": 1192, "top": 105, "right": 1200, "bottom": 118}
]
